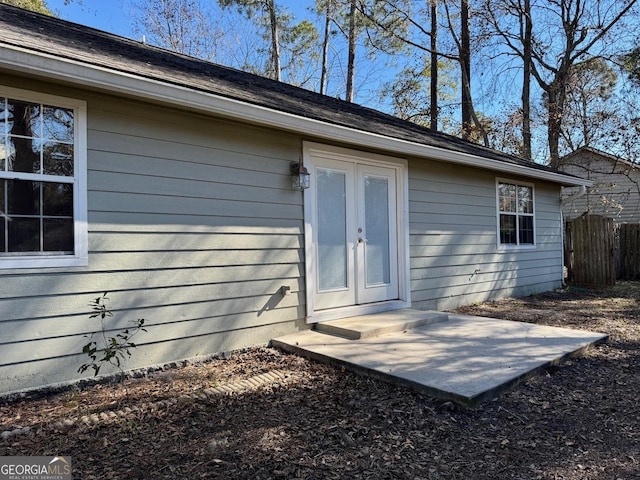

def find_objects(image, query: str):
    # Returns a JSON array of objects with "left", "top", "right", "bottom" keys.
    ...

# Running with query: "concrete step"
[{"left": 314, "top": 309, "right": 448, "bottom": 340}]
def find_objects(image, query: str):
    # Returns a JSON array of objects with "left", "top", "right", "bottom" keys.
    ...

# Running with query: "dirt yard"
[{"left": 1, "top": 283, "right": 639, "bottom": 479}]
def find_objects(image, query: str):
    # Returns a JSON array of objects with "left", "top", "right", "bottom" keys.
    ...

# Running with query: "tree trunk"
[
  {"left": 346, "top": 0, "right": 357, "bottom": 102},
  {"left": 460, "top": 0, "right": 471, "bottom": 139},
  {"left": 267, "top": 0, "right": 281, "bottom": 81},
  {"left": 430, "top": 0, "right": 438, "bottom": 130},
  {"left": 521, "top": 0, "right": 532, "bottom": 161},
  {"left": 547, "top": 84, "right": 565, "bottom": 168},
  {"left": 320, "top": 0, "right": 332, "bottom": 95}
]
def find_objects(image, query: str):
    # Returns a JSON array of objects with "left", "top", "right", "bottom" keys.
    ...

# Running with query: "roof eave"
[{"left": 0, "top": 43, "right": 591, "bottom": 188}]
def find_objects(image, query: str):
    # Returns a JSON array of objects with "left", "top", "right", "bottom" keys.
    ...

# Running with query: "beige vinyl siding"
[
  {"left": 560, "top": 151, "right": 640, "bottom": 224},
  {"left": 408, "top": 159, "right": 563, "bottom": 311},
  {"left": 0, "top": 78, "right": 306, "bottom": 394}
]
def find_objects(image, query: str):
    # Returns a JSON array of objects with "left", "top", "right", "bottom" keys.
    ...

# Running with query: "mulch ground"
[{"left": 1, "top": 282, "right": 640, "bottom": 479}]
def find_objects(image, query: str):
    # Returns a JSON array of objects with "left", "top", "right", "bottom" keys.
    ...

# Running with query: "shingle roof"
[{"left": 0, "top": 3, "right": 559, "bottom": 176}]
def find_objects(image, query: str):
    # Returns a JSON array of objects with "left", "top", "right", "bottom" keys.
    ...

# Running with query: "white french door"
[
  {"left": 357, "top": 164, "right": 399, "bottom": 304},
  {"left": 311, "top": 157, "right": 399, "bottom": 312}
]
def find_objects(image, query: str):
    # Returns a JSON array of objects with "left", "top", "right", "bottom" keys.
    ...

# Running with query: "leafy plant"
[{"left": 78, "top": 293, "right": 147, "bottom": 377}]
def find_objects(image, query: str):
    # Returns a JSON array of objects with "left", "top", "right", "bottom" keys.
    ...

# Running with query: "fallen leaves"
[{"left": 1, "top": 283, "right": 640, "bottom": 479}]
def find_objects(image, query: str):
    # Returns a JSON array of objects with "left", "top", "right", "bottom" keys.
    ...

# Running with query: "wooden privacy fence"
[
  {"left": 618, "top": 223, "right": 640, "bottom": 280},
  {"left": 565, "top": 215, "right": 640, "bottom": 285},
  {"left": 565, "top": 215, "right": 616, "bottom": 286}
]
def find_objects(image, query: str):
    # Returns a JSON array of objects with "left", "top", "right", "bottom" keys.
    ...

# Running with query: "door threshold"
[{"left": 306, "top": 300, "right": 411, "bottom": 324}]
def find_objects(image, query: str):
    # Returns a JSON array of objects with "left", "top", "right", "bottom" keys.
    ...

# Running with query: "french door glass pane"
[
  {"left": 317, "top": 168, "right": 348, "bottom": 291},
  {"left": 364, "top": 176, "right": 390, "bottom": 286}
]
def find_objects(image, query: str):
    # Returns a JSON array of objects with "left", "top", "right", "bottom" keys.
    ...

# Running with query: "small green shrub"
[{"left": 78, "top": 292, "right": 147, "bottom": 376}]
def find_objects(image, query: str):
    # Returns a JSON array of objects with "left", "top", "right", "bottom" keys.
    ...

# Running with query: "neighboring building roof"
[
  {"left": 560, "top": 146, "right": 639, "bottom": 172},
  {"left": 0, "top": 3, "right": 588, "bottom": 186}
]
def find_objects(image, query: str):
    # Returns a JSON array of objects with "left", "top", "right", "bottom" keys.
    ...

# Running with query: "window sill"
[
  {"left": 0, "top": 255, "right": 88, "bottom": 270},
  {"left": 497, "top": 244, "right": 537, "bottom": 251}
]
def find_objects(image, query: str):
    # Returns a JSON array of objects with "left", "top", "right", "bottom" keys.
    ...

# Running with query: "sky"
[
  {"left": 47, "top": 0, "right": 137, "bottom": 38},
  {"left": 38, "top": 0, "right": 640, "bottom": 163},
  {"left": 40, "top": 1, "right": 504, "bottom": 131},
  {"left": 46, "top": 0, "right": 315, "bottom": 41},
  {"left": 42, "top": 0, "right": 398, "bottom": 112}
]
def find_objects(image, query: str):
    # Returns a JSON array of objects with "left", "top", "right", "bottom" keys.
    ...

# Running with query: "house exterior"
[
  {"left": 0, "top": 4, "right": 590, "bottom": 395},
  {"left": 559, "top": 146, "right": 640, "bottom": 224}
]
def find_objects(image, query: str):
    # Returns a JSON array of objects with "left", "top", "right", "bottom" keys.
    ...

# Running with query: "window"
[
  {"left": 497, "top": 180, "right": 535, "bottom": 247},
  {"left": 0, "top": 87, "right": 87, "bottom": 268}
]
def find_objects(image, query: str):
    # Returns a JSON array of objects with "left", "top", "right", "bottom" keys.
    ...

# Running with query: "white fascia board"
[{"left": 1, "top": 43, "right": 591, "bottom": 187}]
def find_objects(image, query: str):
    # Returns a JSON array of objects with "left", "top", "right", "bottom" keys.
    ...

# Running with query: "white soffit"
[{"left": 0, "top": 43, "right": 591, "bottom": 188}]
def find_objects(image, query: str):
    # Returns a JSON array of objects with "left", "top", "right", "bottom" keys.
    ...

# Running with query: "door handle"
[{"left": 358, "top": 237, "right": 368, "bottom": 244}]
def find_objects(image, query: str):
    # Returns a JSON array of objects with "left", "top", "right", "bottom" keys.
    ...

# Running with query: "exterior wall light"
[{"left": 291, "top": 161, "right": 310, "bottom": 191}]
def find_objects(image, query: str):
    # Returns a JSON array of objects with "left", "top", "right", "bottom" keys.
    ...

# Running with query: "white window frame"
[
  {"left": 0, "top": 86, "right": 88, "bottom": 269},
  {"left": 496, "top": 178, "right": 536, "bottom": 249}
]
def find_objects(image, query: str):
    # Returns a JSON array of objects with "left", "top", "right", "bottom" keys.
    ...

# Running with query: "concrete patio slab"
[{"left": 272, "top": 313, "right": 608, "bottom": 407}]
